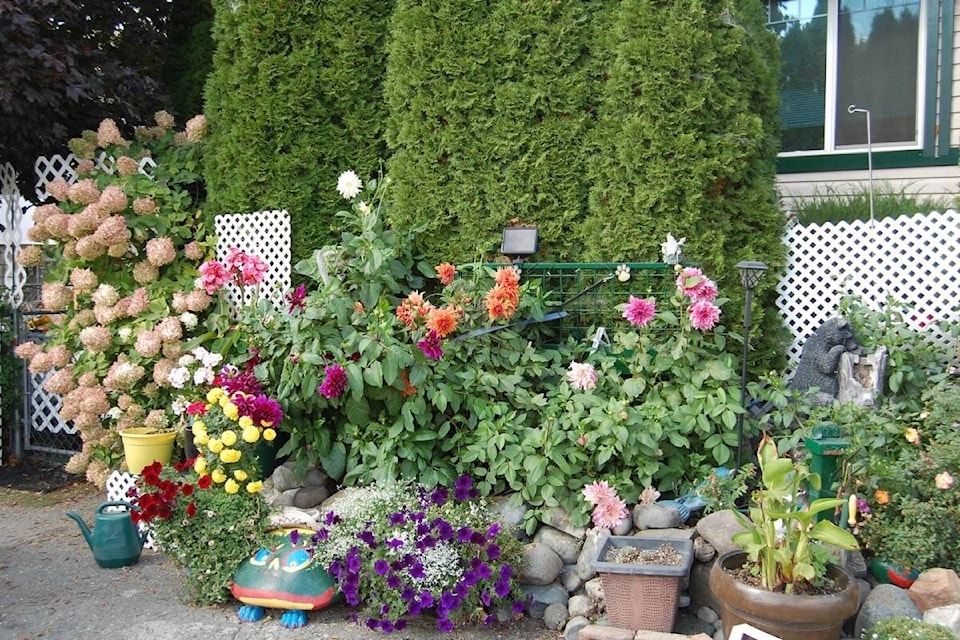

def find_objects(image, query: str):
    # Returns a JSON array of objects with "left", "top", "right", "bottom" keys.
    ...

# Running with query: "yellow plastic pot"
[{"left": 119, "top": 427, "right": 177, "bottom": 475}]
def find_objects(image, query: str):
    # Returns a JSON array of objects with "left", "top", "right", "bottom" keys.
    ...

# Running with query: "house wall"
[{"left": 778, "top": 0, "right": 960, "bottom": 214}]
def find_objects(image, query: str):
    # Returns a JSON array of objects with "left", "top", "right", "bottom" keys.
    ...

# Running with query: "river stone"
[
  {"left": 521, "top": 583, "right": 569, "bottom": 619},
  {"left": 488, "top": 494, "right": 527, "bottom": 534},
  {"left": 633, "top": 503, "right": 682, "bottom": 530},
  {"left": 923, "top": 604, "right": 960, "bottom": 636},
  {"left": 271, "top": 465, "right": 298, "bottom": 492},
  {"left": 534, "top": 526, "right": 581, "bottom": 564},
  {"left": 694, "top": 536, "right": 716, "bottom": 563},
  {"left": 520, "top": 542, "right": 564, "bottom": 585},
  {"left": 560, "top": 565, "right": 582, "bottom": 592},
  {"left": 541, "top": 506, "right": 587, "bottom": 539},
  {"left": 585, "top": 577, "right": 604, "bottom": 600},
  {"left": 543, "top": 602, "right": 569, "bottom": 630},
  {"left": 855, "top": 583, "right": 922, "bottom": 639},
  {"left": 275, "top": 488, "right": 298, "bottom": 506},
  {"left": 576, "top": 527, "right": 610, "bottom": 582},
  {"left": 292, "top": 485, "right": 329, "bottom": 509},
  {"left": 612, "top": 514, "right": 633, "bottom": 536},
  {"left": 564, "top": 616, "right": 590, "bottom": 640},
  {"left": 302, "top": 467, "right": 327, "bottom": 487},
  {"left": 695, "top": 510, "right": 746, "bottom": 556},
  {"left": 568, "top": 594, "right": 595, "bottom": 618},
  {"left": 909, "top": 568, "right": 960, "bottom": 612}
]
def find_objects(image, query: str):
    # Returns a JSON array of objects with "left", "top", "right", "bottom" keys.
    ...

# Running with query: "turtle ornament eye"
[
  {"left": 250, "top": 547, "right": 273, "bottom": 566},
  {"left": 282, "top": 548, "right": 313, "bottom": 573}
]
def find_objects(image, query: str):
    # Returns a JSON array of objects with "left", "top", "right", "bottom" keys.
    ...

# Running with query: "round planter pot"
[
  {"left": 119, "top": 427, "right": 177, "bottom": 475},
  {"left": 709, "top": 550, "right": 859, "bottom": 640}
]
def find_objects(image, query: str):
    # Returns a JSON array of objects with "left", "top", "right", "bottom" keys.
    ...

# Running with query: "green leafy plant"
[
  {"left": 853, "top": 377, "right": 960, "bottom": 573},
  {"left": 863, "top": 616, "right": 955, "bottom": 640},
  {"left": 789, "top": 183, "right": 951, "bottom": 226},
  {"left": 131, "top": 459, "right": 268, "bottom": 605},
  {"left": 732, "top": 432, "right": 859, "bottom": 593}
]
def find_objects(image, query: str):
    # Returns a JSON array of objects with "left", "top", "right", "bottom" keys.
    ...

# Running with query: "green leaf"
[
  {"left": 320, "top": 442, "right": 346, "bottom": 480},
  {"left": 346, "top": 363, "right": 364, "bottom": 397},
  {"left": 363, "top": 360, "right": 383, "bottom": 387},
  {"left": 345, "top": 395, "right": 370, "bottom": 426}
]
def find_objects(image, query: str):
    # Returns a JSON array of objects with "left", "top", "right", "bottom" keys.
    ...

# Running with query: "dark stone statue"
[{"left": 789, "top": 317, "right": 861, "bottom": 405}]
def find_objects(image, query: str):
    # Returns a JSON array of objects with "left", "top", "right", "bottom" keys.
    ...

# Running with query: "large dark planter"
[{"left": 709, "top": 550, "right": 859, "bottom": 640}]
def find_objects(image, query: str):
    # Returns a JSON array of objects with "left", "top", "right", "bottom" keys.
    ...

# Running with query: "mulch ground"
[{"left": 0, "top": 454, "right": 80, "bottom": 493}]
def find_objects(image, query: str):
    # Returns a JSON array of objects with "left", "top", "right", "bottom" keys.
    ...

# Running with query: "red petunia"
[
  {"left": 198, "top": 474, "right": 213, "bottom": 490},
  {"left": 186, "top": 502, "right": 197, "bottom": 517}
]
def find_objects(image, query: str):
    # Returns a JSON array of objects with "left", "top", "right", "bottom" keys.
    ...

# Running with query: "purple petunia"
[
  {"left": 437, "top": 618, "right": 454, "bottom": 633},
  {"left": 487, "top": 543, "right": 501, "bottom": 561},
  {"left": 386, "top": 574, "right": 402, "bottom": 589},
  {"left": 374, "top": 559, "right": 389, "bottom": 575},
  {"left": 430, "top": 487, "right": 448, "bottom": 506},
  {"left": 417, "top": 329, "right": 443, "bottom": 360},
  {"left": 318, "top": 363, "right": 347, "bottom": 399},
  {"left": 453, "top": 475, "right": 473, "bottom": 500}
]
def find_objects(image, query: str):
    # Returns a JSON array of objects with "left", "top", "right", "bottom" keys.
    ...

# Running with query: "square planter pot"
[{"left": 590, "top": 535, "right": 694, "bottom": 632}]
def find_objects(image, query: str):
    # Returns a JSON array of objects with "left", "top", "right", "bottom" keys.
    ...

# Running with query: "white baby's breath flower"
[{"left": 336, "top": 170, "right": 363, "bottom": 200}]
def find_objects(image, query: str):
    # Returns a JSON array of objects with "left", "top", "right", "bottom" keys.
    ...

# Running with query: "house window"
[{"left": 766, "top": 0, "right": 924, "bottom": 154}]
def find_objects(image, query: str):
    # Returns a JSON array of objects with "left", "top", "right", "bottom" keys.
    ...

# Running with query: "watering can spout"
[{"left": 65, "top": 511, "right": 94, "bottom": 551}]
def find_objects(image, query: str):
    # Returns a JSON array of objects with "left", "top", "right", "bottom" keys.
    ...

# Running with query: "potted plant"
[{"left": 709, "top": 432, "right": 860, "bottom": 640}]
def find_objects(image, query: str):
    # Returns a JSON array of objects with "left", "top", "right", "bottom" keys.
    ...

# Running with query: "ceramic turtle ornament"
[{"left": 231, "top": 527, "right": 338, "bottom": 629}]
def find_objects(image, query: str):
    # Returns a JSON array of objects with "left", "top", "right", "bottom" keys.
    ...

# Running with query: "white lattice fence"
[
  {"left": 33, "top": 153, "right": 155, "bottom": 201},
  {"left": 214, "top": 210, "right": 292, "bottom": 310},
  {"left": 777, "top": 210, "right": 960, "bottom": 364}
]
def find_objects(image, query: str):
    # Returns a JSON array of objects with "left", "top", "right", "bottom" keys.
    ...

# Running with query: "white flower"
[
  {"left": 178, "top": 353, "right": 196, "bottom": 367},
  {"left": 171, "top": 396, "right": 190, "bottom": 416},
  {"left": 179, "top": 312, "right": 198, "bottom": 330},
  {"left": 357, "top": 201, "right": 371, "bottom": 214},
  {"left": 167, "top": 366, "right": 191, "bottom": 389},
  {"left": 660, "top": 234, "right": 686, "bottom": 263},
  {"left": 117, "top": 327, "right": 133, "bottom": 342},
  {"left": 336, "top": 170, "right": 363, "bottom": 200},
  {"left": 193, "top": 366, "right": 215, "bottom": 386}
]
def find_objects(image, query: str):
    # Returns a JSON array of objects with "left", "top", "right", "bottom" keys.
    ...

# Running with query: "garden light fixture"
[
  {"left": 736, "top": 260, "right": 768, "bottom": 469},
  {"left": 501, "top": 226, "right": 538, "bottom": 263}
]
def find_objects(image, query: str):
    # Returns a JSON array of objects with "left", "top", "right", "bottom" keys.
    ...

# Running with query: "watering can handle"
[{"left": 98, "top": 501, "right": 133, "bottom": 514}]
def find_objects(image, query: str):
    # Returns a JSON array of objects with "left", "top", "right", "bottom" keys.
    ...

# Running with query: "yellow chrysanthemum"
[
  {"left": 238, "top": 415, "right": 254, "bottom": 430},
  {"left": 192, "top": 420, "right": 206, "bottom": 433},
  {"left": 242, "top": 425, "right": 261, "bottom": 443},
  {"left": 263, "top": 428, "right": 277, "bottom": 442},
  {"left": 246, "top": 480, "right": 263, "bottom": 494},
  {"left": 206, "top": 387, "right": 224, "bottom": 404},
  {"left": 207, "top": 438, "right": 224, "bottom": 454},
  {"left": 193, "top": 432, "right": 210, "bottom": 446},
  {"left": 221, "top": 429, "right": 238, "bottom": 446},
  {"left": 219, "top": 448, "right": 242, "bottom": 464},
  {"left": 193, "top": 456, "right": 207, "bottom": 474},
  {"left": 224, "top": 479, "right": 239, "bottom": 494},
  {"left": 233, "top": 469, "right": 248, "bottom": 482},
  {"left": 223, "top": 402, "right": 239, "bottom": 420},
  {"left": 211, "top": 469, "right": 226, "bottom": 484}
]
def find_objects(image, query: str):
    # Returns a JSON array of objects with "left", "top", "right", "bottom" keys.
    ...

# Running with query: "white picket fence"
[{"left": 1, "top": 154, "right": 958, "bottom": 458}]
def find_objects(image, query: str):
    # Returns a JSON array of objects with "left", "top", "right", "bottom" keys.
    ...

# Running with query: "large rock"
[
  {"left": 542, "top": 602, "right": 568, "bottom": 630},
  {"left": 292, "top": 485, "right": 329, "bottom": 509},
  {"left": 567, "top": 593, "right": 595, "bottom": 618},
  {"left": 564, "top": 616, "right": 590, "bottom": 640},
  {"left": 909, "top": 568, "right": 960, "bottom": 612},
  {"left": 534, "top": 525, "right": 581, "bottom": 564},
  {"left": 488, "top": 494, "right": 527, "bottom": 535},
  {"left": 695, "top": 510, "right": 746, "bottom": 556},
  {"left": 854, "top": 583, "right": 922, "bottom": 639},
  {"left": 520, "top": 582, "right": 568, "bottom": 619},
  {"left": 541, "top": 506, "right": 586, "bottom": 539},
  {"left": 923, "top": 604, "right": 960, "bottom": 637},
  {"left": 270, "top": 465, "right": 298, "bottom": 492},
  {"left": 576, "top": 527, "right": 610, "bottom": 582},
  {"left": 633, "top": 503, "right": 682, "bottom": 530},
  {"left": 519, "top": 542, "right": 564, "bottom": 585}
]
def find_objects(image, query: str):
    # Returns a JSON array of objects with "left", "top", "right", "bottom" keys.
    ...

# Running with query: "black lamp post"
[{"left": 736, "top": 260, "right": 768, "bottom": 469}]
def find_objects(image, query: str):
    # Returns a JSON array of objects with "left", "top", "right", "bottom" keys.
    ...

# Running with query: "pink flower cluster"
[
  {"left": 582, "top": 481, "right": 628, "bottom": 529},
  {"left": 676, "top": 267, "right": 721, "bottom": 331},
  {"left": 198, "top": 248, "right": 269, "bottom": 294}
]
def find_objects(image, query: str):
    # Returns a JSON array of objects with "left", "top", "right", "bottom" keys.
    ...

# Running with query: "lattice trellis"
[
  {"left": 777, "top": 210, "right": 960, "bottom": 364},
  {"left": 29, "top": 370, "right": 73, "bottom": 434},
  {"left": 105, "top": 470, "right": 155, "bottom": 550},
  {"left": 33, "top": 153, "right": 155, "bottom": 201},
  {"left": 214, "top": 210, "right": 292, "bottom": 310},
  {"left": 1, "top": 161, "right": 27, "bottom": 309}
]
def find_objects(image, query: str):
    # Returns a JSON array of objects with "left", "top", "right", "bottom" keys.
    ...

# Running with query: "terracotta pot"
[{"left": 709, "top": 550, "right": 859, "bottom": 640}]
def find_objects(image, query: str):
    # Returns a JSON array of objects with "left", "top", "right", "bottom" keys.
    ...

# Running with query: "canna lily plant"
[{"left": 732, "top": 432, "right": 859, "bottom": 593}]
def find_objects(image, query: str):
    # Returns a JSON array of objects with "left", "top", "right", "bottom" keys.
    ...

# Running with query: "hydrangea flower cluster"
[{"left": 303, "top": 477, "right": 525, "bottom": 633}]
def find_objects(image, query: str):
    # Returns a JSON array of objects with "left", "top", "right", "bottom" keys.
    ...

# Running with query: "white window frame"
[{"left": 773, "top": 0, "right": 927, "bottom": 158}]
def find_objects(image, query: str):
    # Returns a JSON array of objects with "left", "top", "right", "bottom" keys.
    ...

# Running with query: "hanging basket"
[{"left": 119, "top": 427, "right": 177, "bottom": 475}]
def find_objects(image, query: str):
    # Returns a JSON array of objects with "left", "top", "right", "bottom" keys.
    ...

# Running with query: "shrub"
[{"left": 863, "top": 616, "right": 955, "bottom": 640}]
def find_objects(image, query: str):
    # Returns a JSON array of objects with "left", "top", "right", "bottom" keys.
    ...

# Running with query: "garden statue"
[
  {"left": 231, "top": 528, "right": 338, "bottom": 629},
  {"left": 789, "top": 317, "right": 861, "bottom": 405}
]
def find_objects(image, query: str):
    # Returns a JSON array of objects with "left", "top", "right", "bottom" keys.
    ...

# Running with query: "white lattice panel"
[
  {"left": 33, "top": 153, "right": 155, "bottom": 201},
  {"left": 1, "top": 162, "right": 28, "bottom": 309},
  {"left": 105, "top": 470, "right": 155, "bottom": 550},
  {"left": 214, "top": 210, "right": 291, "bottom": 311},
  {"left": 30, "top": 370, "right": 73, "bottom": 434},
  {"left": 777, "top": 210, "right": 960, "bottom": 364}
]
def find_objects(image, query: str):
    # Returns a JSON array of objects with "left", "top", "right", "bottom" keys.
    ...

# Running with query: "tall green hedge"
[
  {"left": 204, "top": 0, "right": 393, "bottom": 265},
  {"left": 384, "top": 0, "right": 604, "bottom": 263},
  {"left": 583, "top": 0, "right": 786, "bottom": 365}
]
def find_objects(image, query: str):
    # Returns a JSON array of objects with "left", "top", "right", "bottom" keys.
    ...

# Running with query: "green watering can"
[{"left": 66, "top": 501, "right": 147, "bottom": 568}]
